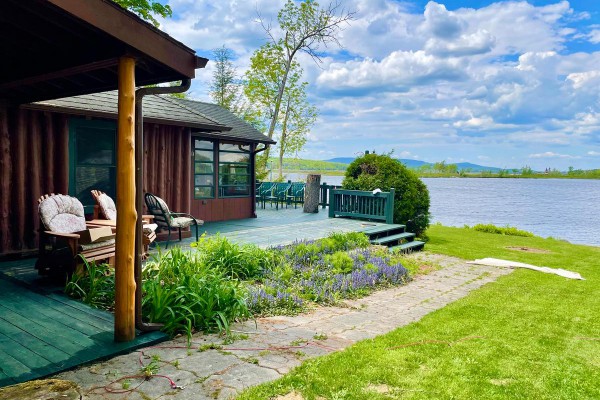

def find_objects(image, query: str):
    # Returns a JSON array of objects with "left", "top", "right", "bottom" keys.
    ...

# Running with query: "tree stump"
[{"left": 303, "top": 174, "right": 321, "bottom": 213}]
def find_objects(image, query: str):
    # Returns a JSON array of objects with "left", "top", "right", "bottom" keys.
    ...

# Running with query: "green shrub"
[
  {"left": 469, "top": 224, "right": 535, "bottom": 237},
  {"left": 343, "top": 153, "right": 430, "bottom": 236},
  {"left": 142, "top": 247, "right": 249, "bottom": 341}
]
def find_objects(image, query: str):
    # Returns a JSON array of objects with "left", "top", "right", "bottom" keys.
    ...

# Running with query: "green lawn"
[{"left": 237, "top": 225, "right": 600, "bottom": 399}]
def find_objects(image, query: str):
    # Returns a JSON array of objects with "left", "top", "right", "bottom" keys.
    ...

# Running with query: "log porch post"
[{"left": 114, "top": 56, "right": 137, "bottom": 342}]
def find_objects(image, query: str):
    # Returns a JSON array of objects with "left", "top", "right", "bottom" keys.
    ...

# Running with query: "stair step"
[
  {"left": 390, "top": 240, "right": 426, "bottom": 253},
  {"left": 371, "top": 232, "right": 415, "bottom": 245},
  {"left": 361, "top": 224, "right": 406, "bottom": 236}
]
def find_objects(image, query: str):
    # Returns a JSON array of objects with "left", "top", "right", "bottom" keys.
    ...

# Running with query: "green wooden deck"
[
  {"left": 0, "top": 207, "right": 388, "bottom": 388},
  {"left": 0, "top": 272, "right": 166, "bottom": 387},
  {"left": 176, "top": 206, "right": 387, "bottom": 249}
]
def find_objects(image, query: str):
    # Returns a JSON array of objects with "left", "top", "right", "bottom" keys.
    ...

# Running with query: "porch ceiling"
[{"left": 0, "top": 0, "right": 207, "bottom": 104}]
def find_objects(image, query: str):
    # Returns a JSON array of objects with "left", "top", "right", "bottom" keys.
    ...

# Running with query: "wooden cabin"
[{"left": 0, "top": 92, "right": 274, "bottom": 256}]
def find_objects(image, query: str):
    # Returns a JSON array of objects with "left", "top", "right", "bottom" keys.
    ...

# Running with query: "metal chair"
[
  {"left": 266, "top": 182, "right": 292, "bottom": 209},
  {"left": 286, "top": 182, "right": 305, "bottom": 208},
  {"left": 255, "top": 182, "right": 275, "bottom": 209},
  {"left": 144, "top": 193, "right": 202, "bottom": 248}
]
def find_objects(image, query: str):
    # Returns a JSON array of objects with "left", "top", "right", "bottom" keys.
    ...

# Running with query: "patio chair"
[
  {"left": 90, "top": 190, "right": 157, "bottom": 256},
  {"left": 255, "top": 182, "right": 275, "bottom": 209},
  {"left": 286, "top": 182, "right": 305, "bottom": 209},
  {"left": 35, "top": 194, "right": 115, "bottom": 276},
  {"left": 265, "top": 182, "right": 292, "bottom": 210},
  {"left": 144, "top": 193, "right": 202, "bottom": 248}
]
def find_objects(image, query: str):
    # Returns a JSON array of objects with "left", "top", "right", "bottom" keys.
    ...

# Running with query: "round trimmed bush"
[{"left": 342, "top": 153, "right": 430, "bottom": 236}]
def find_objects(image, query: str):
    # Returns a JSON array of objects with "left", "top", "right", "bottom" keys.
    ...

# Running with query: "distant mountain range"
[{"left": 326, "top": 157, "right": 505, "bottom": 173}]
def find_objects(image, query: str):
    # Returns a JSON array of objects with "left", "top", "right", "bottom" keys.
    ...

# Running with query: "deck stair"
[{"left": 361, "top": 224, "right": 425, "bottom": 252}]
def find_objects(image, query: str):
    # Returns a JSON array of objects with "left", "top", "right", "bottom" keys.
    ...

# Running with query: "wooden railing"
[
  {"left": 328, "top": 188, "right": 395, "bottom": 224},
  {"left": 319, "top": 183, "right": 341, "bottom": 209}
]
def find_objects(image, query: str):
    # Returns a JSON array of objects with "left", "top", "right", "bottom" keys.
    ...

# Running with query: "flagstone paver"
[{"left": 54, "top": 254, "right": 512, "bottom": 399}]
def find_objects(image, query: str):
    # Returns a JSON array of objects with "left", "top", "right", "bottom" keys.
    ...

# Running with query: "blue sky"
[{"left": 159, "top": 1, "right": 600, "bottom": 170}]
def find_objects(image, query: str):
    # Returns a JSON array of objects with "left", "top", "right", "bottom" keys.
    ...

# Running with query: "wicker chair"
[
  {"left": 144, "top": 193, "right": 202, "bottom": 248},
  {"left": 36, "top": 194, "right": 115, "bottom": 276}
]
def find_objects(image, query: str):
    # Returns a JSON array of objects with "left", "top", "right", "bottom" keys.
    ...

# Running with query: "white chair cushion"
[
  {"left": 97, "top": 193, "right": 117, "bottom": 220},
  {"left": 39, "top": 195, "right": 86, "bottom": 233}
]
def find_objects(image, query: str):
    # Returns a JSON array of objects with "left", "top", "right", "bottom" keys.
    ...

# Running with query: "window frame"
[
  {"left": 193, "top": 139, "right": 216, "bottom": 199},
  {"left": 68, "top": 118, "right": 117, "bottom": 214},
  {"left": 218, "top": 142, "right": 252, "bottom": 198}
]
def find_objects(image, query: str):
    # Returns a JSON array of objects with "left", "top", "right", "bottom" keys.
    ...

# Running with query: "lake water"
[{"left": 284, "top": 173, "right": 600, "bottom": 247}]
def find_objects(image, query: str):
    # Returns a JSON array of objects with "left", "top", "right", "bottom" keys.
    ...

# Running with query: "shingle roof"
[
  {"left": 173, "top": 98, "right": 275, "bottom": 145},
  {"left": 28, "top": 91, "right": 227, "bottom": 131}
]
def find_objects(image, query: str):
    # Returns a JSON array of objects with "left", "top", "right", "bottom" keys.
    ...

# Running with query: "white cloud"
[
  {"left": 316, "top": 50, "right": 466, "bottom": 91},
  {"left": 587, "top": 29, "right": 600, "bottom": 43},
  {"left": 158, "top": 0, "right": 600, "bottom": 168},
  {"left": 529, "top": 152, "right": 580, "bottom": 159},
  {"left": 588, "top": 151, "right": 600, "bottom": 156},
  {"left": 425, "top": 30, "right": 495, "bottom": 57}
]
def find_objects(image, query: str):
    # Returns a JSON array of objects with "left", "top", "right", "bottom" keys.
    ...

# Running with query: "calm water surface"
[{"left": 285, "top": 174, "right": 600, "bottom": 246}]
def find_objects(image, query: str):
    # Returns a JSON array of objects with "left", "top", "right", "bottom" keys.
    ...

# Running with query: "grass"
[{"left": 237, "top": 225, "right": 600, "bottom": 399}]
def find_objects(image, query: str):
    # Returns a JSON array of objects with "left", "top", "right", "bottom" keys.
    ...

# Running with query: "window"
[
  {"left": 219, "top": 142, "right": 251, "bottom": 197},
  {"left": 69, "top": 119, "right": 117, "bottom": 213},
  {"left": 194, "top": 139, "right": 215, "bottom": 198}
]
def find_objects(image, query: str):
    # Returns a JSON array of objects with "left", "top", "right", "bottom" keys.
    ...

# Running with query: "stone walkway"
[{"left": 55, "top": 254, "right": 512, "bottom": 399}]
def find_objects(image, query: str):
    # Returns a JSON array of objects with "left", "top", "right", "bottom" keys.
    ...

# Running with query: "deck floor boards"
[{"left": 0, "top": 276, "right": 165, "bottom": 388}]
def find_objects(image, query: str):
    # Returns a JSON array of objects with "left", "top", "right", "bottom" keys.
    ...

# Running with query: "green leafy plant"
[
  {"left": 142, "top": 247, "right": 250, "bottom": 341},
  {"left": 192, "top": 234, "right": 277, "bottom": 280},
  {"left": 64, "top": 258, "right": 115, "bottom": 310},
  {"left": 324, "top": 252, "right": 354, "bottom": 274}
]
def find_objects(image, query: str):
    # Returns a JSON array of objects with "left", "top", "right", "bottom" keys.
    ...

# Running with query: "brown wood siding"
[
  {"left": 190, "top": 197, "right": 253, "bottom": 222},
  {"left": 142, "top": 123, "right": 191, "bottom": 214},
  {"left": 0, "top": 114, "right": 256, "bottom": 255},
  {"left": 0, "top": 107, "right": 69, "bottom": 253}
]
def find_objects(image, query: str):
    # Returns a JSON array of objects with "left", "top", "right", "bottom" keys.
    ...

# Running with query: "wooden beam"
[
  {"left": 0, "top": 58, "right": 120, "bottom": 91},
  {"left": 114, "top": 56, "right": 137, "bottom": 342}
]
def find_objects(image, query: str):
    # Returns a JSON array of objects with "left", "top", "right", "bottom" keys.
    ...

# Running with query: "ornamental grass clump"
[
  {"left": 142, "top": 247, "right": 249, "bottom": 340},
  {"left": 192, "top": 234, "right": 278, "bottom": 280}
]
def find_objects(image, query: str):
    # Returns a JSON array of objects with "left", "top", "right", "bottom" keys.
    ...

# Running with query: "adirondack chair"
[
  {"left": 36, "top": 194, "right": 115, "bottom": 276},
  {"left": 255, "top": 182, "right": 275, "bottom": 209},
  {"left": 265, "top": 182, "right": 292, "bottom": 209},
  {"left": 144, "top": 193, "right": 202, "bottom": 248},
  {"left": 90, "top": 190, "right": 157, "bottom": 256},
  {"left": 286, "top": 182, "right": 305, "bottom": 208}
]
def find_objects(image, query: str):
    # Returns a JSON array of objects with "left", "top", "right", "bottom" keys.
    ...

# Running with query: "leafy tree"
[
  {"left": 208, "top": 46, "right": 266, "bottom": 137},
  {"left": 276, "top": 81, "right": 318, "bottom": 178},
  {"left": 113, "top": 0, "right": 172, "bottom": 27},
  {"left": 247, "top": 0, "right": 354, "bottom": 170},
  {"left": 342, "top": 153, "right": 430, "bottom": 236},
  {"left": 209, "top": 46, "right": 240, "bottom": 110}
]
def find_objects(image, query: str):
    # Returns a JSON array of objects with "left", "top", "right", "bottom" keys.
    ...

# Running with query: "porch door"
[{"left": 69, "top": 119, "right": 117, "bottom": 214}]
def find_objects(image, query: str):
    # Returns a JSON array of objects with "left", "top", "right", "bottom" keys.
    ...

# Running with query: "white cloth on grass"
[{"left": 467, "top": 257, "right": 584, "bottom": 280}]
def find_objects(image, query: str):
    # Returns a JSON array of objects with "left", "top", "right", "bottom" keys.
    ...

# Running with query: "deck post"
[
  {"left": 328, "top": 188, "right": 336, "bottom": 218},
  {"left": 114, "top": 56, "right": 137, "bottom": 342},
  {"left": 386, "top": 188, "right": 395, "bottom": 224}
]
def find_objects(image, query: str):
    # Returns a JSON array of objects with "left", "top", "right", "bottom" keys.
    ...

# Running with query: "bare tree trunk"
[
  {"left": 278, "top": 150, "right": 284, "bottom": 179},
  {"left": 303, "top": 174, "right": 321, "bottom": 213}
]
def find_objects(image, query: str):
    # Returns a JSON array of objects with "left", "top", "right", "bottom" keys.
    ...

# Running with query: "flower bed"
[{"left": 66, "top": 232, "right": 413, "bottom": 338}]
